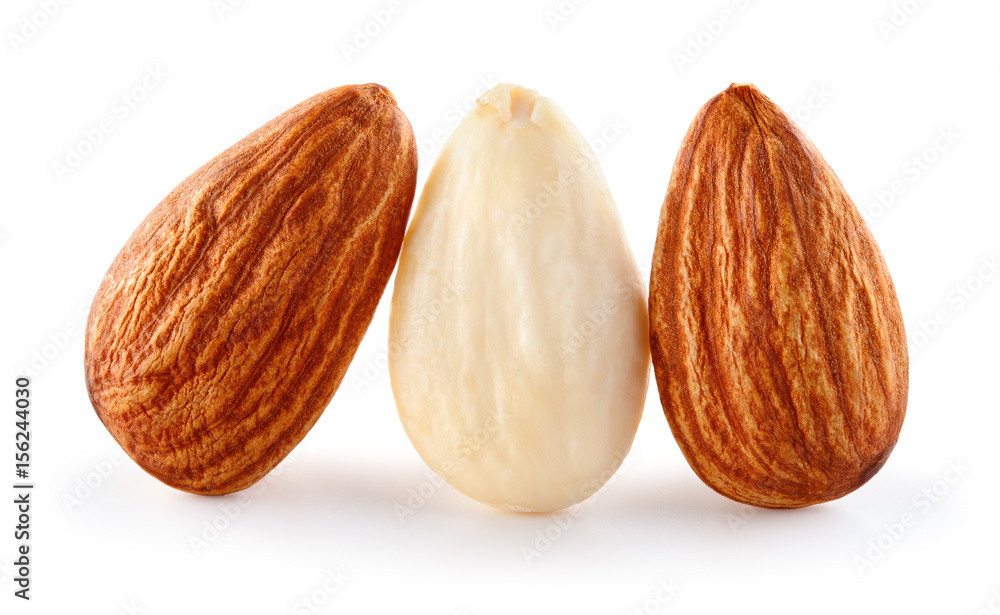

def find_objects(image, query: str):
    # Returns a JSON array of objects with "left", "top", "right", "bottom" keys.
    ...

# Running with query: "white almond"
[{"left": 388, "top": 83, "right": 649, "bottom": 512}]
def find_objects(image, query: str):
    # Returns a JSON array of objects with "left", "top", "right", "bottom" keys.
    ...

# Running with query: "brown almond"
[
  {"left": 85, "top": 83, "right": 417, "bottom": 495},
  {"left": 649, "top": 84, "right": 908, "bottom": 508}
]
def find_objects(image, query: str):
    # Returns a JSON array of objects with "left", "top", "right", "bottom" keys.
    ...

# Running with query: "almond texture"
[
  {"left": 85, "top": 83, "right": 417, "bottom": 495},
  {"left": 389, "top": 84, "right": 649, "bottom": 513},
  {"left": 649, "top": 84, "right": 908, "bottom": 508}
]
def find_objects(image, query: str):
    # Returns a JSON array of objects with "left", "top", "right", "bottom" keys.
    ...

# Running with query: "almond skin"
[
  {"left": 649, "top": 84, "right": 908, "bottom": 509},
  {"left": 85, "top": 83, "right": 417, "bottom": 495}
]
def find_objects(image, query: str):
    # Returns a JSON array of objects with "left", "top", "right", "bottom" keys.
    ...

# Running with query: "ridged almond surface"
[
  {"left": 649, "top": 84, "right": 908, "bottom": 508},
  {"left": 85, "top": 83, "right": 417, "bottom": 495}
]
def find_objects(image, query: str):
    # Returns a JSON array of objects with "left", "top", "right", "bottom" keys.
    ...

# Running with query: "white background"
[{"left": 2, "top": 0, "right": 998, "bottom": 613}]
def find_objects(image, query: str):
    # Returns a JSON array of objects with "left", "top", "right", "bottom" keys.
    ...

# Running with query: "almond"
[
  {"left": 85, "top": 83, "right": 417, "bottom": 495},
  {"left": 388, "top": 84, "right": 649, "bottom": 513},
  {"left": 649, "top": 84, "right": 908, "bottom": 508}
]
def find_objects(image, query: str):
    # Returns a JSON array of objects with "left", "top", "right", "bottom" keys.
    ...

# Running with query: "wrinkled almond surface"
[
  {"left": 649, "top": 84, "right": 908, "bottom": 508},
  {"left": 85, "top": 84, "right": 417, "bottom": 495}
]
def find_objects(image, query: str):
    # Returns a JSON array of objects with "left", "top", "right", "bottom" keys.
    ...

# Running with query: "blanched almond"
[{"left": 389, "top": 84, "right": 649, "bottom": 513}]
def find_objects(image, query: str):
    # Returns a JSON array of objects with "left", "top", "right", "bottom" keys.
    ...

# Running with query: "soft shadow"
[{"left": 103, "top": 455, "right": 878, "bottom": 572}]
